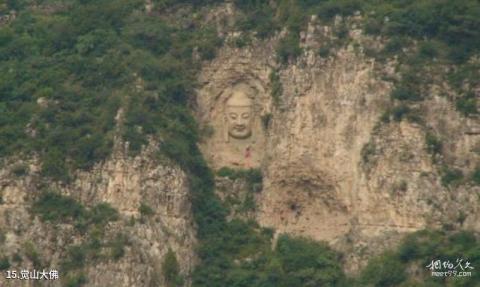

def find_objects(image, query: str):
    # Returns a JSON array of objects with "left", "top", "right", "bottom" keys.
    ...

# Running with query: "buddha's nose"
[{"left": 234, "top": 119, "right": 245, "bottom": 126}]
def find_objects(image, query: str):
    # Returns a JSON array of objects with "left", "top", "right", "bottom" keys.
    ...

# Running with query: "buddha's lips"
[{"left": 234, "top": 126, "right": 246, "bottom": 131}]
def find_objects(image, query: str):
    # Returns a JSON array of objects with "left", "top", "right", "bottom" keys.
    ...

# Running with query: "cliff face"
[
  {"left": 196, "top": 15, "right": 480, "bottom": 271},
  {"left": 1, "top": 2, "right": 479, "bottom": 285},
  {"left": 0, "top": 142, "right": 196, "bottom": 286}
]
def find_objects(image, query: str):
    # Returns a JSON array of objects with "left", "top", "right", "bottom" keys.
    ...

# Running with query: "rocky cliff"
[
  {"left": 0, "top": 141, "right": 196, "bottom": 286},
  {"left": 196, "top": 13, "right": 480, "bottom": 272}
]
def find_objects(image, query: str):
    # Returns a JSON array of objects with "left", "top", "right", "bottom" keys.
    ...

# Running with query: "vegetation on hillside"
[
  {"left": 0, "top": 0, "right": 220, "bottom": 181},
  {"left": 358, "top": 230, "right": 480, "bottom": 286},
  {"left": 193, "top": 227, "right": 346, "bottom": 287}
]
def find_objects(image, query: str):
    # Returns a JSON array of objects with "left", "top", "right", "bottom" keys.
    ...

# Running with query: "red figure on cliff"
[{"left": 245, "top": 145, "right": 252, "bottom": 168}]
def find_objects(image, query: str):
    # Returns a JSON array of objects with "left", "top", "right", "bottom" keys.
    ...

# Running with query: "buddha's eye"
[
  {"left": 241, "top": 113, "right": 250, "bottom": 119},
  {"left": 229, "top": 113, "right": 238, "bottom": 119}
]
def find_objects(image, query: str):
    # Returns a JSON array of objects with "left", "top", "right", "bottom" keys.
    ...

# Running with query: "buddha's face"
[{"left": 226, "top": 91, "right": 253, "bottom": 139}]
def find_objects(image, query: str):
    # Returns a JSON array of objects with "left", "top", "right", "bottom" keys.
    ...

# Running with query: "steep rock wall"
[
  {"left": 0, "top": 142, "right": 196, "bottom": 286},
  {"left": 196, "top": 16, "right": 480, "bottom": 271}
]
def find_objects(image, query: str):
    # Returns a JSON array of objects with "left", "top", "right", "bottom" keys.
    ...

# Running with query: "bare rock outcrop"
[{"left": 0, "top": 142, "right": 196, "bottom": 287}]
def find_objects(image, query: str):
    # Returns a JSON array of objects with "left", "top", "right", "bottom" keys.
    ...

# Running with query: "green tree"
[{"left": 163, "top": 249, "right": 183, "bottom": 287}]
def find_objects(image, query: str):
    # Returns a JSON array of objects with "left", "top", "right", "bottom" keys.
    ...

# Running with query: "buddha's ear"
[{"left": 224, "top": 114, "right": 229, "bottom": 143}]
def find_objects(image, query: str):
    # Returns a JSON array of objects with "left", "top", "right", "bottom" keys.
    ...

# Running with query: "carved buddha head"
[{"left": 225, "top": 90, "right": 254, "bottom": 140}]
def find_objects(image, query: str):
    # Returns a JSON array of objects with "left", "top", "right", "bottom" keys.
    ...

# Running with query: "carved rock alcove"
[{"left": 196, "top": 54, "right": 272, "bottom": 169}]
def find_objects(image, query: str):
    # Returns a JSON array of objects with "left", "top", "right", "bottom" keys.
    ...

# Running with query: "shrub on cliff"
[{"left": 163, "top": 249, "right": 184, "bottom": 287}]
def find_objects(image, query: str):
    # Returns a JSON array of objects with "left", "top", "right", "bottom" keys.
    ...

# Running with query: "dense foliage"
[
  {"left": 359, "top": 230, "right": 480, "bottom": 286},
  {"left": 0, "top": 0, "right": 219, "bottom": 181},
  {"left": 194, "top": 229, "right": 346, "bottom": 287}
]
